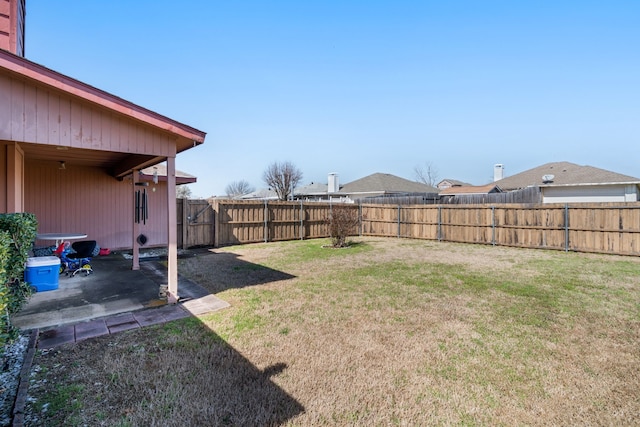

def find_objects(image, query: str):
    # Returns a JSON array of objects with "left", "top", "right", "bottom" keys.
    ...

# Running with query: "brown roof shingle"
[{"left": 340, "top": 173, "right": 438, "bottom": 194}]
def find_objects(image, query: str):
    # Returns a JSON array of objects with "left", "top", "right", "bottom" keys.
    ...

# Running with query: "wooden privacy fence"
[
  {"left": 178, "top": 199, "right": 640, "bottom": 257},
  {"left": 361, "top": 203, "right": 640, "bottom": 255},
  {"left": 211, "top": 200, "right": 333, "bottom": 246},
  {"left": 177, "top": 198, "right": 215, "bottom": 248}
]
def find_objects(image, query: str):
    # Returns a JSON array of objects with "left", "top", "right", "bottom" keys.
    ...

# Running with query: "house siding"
[
  {"left": 0, "top": 0, "right": 25, "bottom": 56},
  {"left": 0, "top": 73, "right": 177, "bottom": 157},
  {"left": 542, "top": 184, "right": 639, "bottom": 204},
  {"left": 25, "top": 160, "right": 169, "bottom": 250}
]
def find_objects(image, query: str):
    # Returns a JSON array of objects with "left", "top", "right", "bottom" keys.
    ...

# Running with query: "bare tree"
[
  {"left": 262, "top": 161, "right": 303, "bottom": 201},
  {"left": 176, "top": 185, "right": 192, "bottom": 199},
  {"left": 414, "top": 162, "right": 440, "bottom": 188},
  {"left": 225, "top": 180, "right": 255, "bottom": 198}
]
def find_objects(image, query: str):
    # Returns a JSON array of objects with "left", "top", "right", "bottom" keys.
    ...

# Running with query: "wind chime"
[{"left": 134, "top": 184, "right": 149, "bottom": 225}]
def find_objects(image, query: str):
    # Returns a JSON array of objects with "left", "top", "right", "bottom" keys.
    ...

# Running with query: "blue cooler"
[{"left": 25, "top": 256, "right": 60, "bottom": 292}]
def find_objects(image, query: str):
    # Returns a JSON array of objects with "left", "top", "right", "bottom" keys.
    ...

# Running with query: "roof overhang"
[{"left": 0, "top": 49, "right": 206, "bottom": 176}]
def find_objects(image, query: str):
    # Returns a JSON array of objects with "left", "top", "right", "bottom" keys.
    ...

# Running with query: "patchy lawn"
[{"left": 25, "top": 238, "right": 640, "bottom": 426}]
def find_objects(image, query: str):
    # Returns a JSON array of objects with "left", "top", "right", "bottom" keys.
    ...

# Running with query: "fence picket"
[{"left": 180, "top": 200, "right": 640, "bottom": 257}]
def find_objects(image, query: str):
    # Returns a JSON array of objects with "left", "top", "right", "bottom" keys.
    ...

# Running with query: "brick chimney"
[{"left": 0, "top": 0, "right": 26, "bottom": 57}]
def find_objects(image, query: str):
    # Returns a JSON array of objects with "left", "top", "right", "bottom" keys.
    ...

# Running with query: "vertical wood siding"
[
  {"left": 0, "top": 0, "right": 24, "bottom": 56},
  {"left": 25, "top": 160, "right": 169, "bottom": 250},
  {"left": 0, "top": 74, "right": 176, "bottom": 156}
]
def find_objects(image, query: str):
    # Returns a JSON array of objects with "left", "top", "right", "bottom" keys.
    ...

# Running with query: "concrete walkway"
[
  {"left": 11, "top": 251, "right": 230, "bottom": 348},
  {"left": 37, "top": 295, "right": 229, "bottom": 348}
]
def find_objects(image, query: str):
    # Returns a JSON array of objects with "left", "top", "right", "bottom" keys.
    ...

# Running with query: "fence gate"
[{"left": 177, "top": 199, "right": 215, "bottom": 249}]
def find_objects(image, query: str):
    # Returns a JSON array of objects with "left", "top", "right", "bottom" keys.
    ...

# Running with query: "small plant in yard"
[{"left": 324, "top": 204, "right": 360, "bottom": 248}]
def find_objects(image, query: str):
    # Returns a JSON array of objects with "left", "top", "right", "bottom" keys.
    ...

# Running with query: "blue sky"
[{"left": 26, "top": 1, "right": 640, "bottom": 197}]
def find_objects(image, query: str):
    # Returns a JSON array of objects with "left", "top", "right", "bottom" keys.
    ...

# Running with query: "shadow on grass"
[
  {"left": 16, "top": 249, "right": 306, "bottom": 425},
  {"left": 144, "top": 319, "right": 305, "bottom": 426},
  {"left": 27, "top": 317, "right": 305, "bottom": 426},
  {"left": 179, "top": 251, "right": 296, "bottom": 294}
]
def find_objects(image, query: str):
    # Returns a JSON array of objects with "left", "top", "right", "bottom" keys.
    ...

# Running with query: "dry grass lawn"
[{"left": 25, "top": 238, "right": 640, "bottom": 426}]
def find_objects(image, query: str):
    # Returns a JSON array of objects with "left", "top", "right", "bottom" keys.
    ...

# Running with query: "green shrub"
[
  {"left": 0, "top": 231, "right": 10, "bottom": 344},
  {"left": 0, "top": 213, "right": 38, "bottom": 343}
]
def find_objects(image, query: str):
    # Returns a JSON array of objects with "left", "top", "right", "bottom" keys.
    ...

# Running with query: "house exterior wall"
[
  {"left": 542, "top": 184, "right": 639, "bottom": 204},
  {"left": 0, "top": 143, "right": 6, "bottom": 212},
  {"left": 437, "top": 180, "right": 455, "bottom": 190},
  {"left": 0, "top": 0, "right": 25, "bottom": 56},
  {"left": 25, "top": 160, "right": 170, "bottom": 250},
  {"left": 7, "top": 141, "right": 23, "bottom": 211},
  {"left": 0, "top": 73, "right": 177, "bottom": 157},
  {"left": 341, "top": 191, "right": 385, "bottom": 201},
  {"left": 1, "top": 141, "right": 24, "bottom": 212}
]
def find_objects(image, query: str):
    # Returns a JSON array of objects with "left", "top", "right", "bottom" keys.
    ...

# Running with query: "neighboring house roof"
[
  {"left": 495, "top": 162, "right": 640, "bottom": 191},
  {"left": 295, "top": 182, "right": 330, "bottom": 196},
  {"left": 238, "top": 188, "right": 279, "bottom": 200},
  {"left": 340, "top": 173, "right": 438, "bottom": 195},
  {"left": 437, "top": 179, "right": 472, "bottom": 189},
  {"left": 439, "top": 183, "right": 502, "bottom": 196},
  {"left": 140, "top": 164, "right": 197, "bottom": 185}
]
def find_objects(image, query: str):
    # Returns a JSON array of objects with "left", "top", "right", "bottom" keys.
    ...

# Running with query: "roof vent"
[{"left": 542, "top": 174, "right": 555, "bottom": 183}]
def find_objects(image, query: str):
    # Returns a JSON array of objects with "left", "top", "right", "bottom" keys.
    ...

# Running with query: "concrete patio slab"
[
  {"left": 38, "top": 325, "right": 75, "bottom": 348},
  {"left": 181, "top": 294, "right": 230, "bottom": 316},
  {"left": 105, "top": 312, "right": 140, "bottom": 333},
  {"left": 11, "top": 252, "right": 230, "bottom": 349},
  {"left": 133, "top": 308, "right": 173, "bottom": 327},
  {"left": 74, "top": 319, "right": 109, "bottom": 342},
  {"left": 162, "top": 307, "right": 191, "bottom": 322},
  {"left": 12, "top": 254, "right": 160, "bottom": 330},
  {"left": 104, "top": 312, "right": 136, "bottom": 327}
]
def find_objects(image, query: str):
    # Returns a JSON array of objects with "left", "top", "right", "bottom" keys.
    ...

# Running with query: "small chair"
[{"left": 59, "top": 240, "right": 96, "bottom": 277}]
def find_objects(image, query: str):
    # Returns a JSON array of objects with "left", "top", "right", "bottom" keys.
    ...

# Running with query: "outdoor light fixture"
[
  {"left": 153, "top": 168, "right": 159, "bottom": 184},
  {"left": 59, "top": 161, "right": 66, "bottom": 170}
]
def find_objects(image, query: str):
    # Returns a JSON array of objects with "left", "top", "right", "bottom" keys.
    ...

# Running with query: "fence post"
[
  {"left": 300, "top": 200, "right": 304, "bottom": 240},
  {"left": 437, "top": 206, "right": 442, "bottom": 241},
  {"left": 564, "top": 203, "right": 569, "bottom": 252},
  {"left": 264, "top": 200, "right": 268, "bottom": 243},
  {"left": 181, "top": 198, "right": 189, "bottom": 249},
  {"left": 359, "top": 201, "right": 363, "bottom": 236},
  {"left": 491, "top": 206, "right": 496, "bottom": 246},
  {"left": 213, "top": 200, "right": 220, "bottom": 248},
  {"left": 397, "top": 205, "right": 401, "bottom": 238}
]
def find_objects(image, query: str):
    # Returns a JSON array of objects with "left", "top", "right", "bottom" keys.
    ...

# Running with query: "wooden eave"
[{"left": 0, "top": 49, "right": 206, "bottom": 153}]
